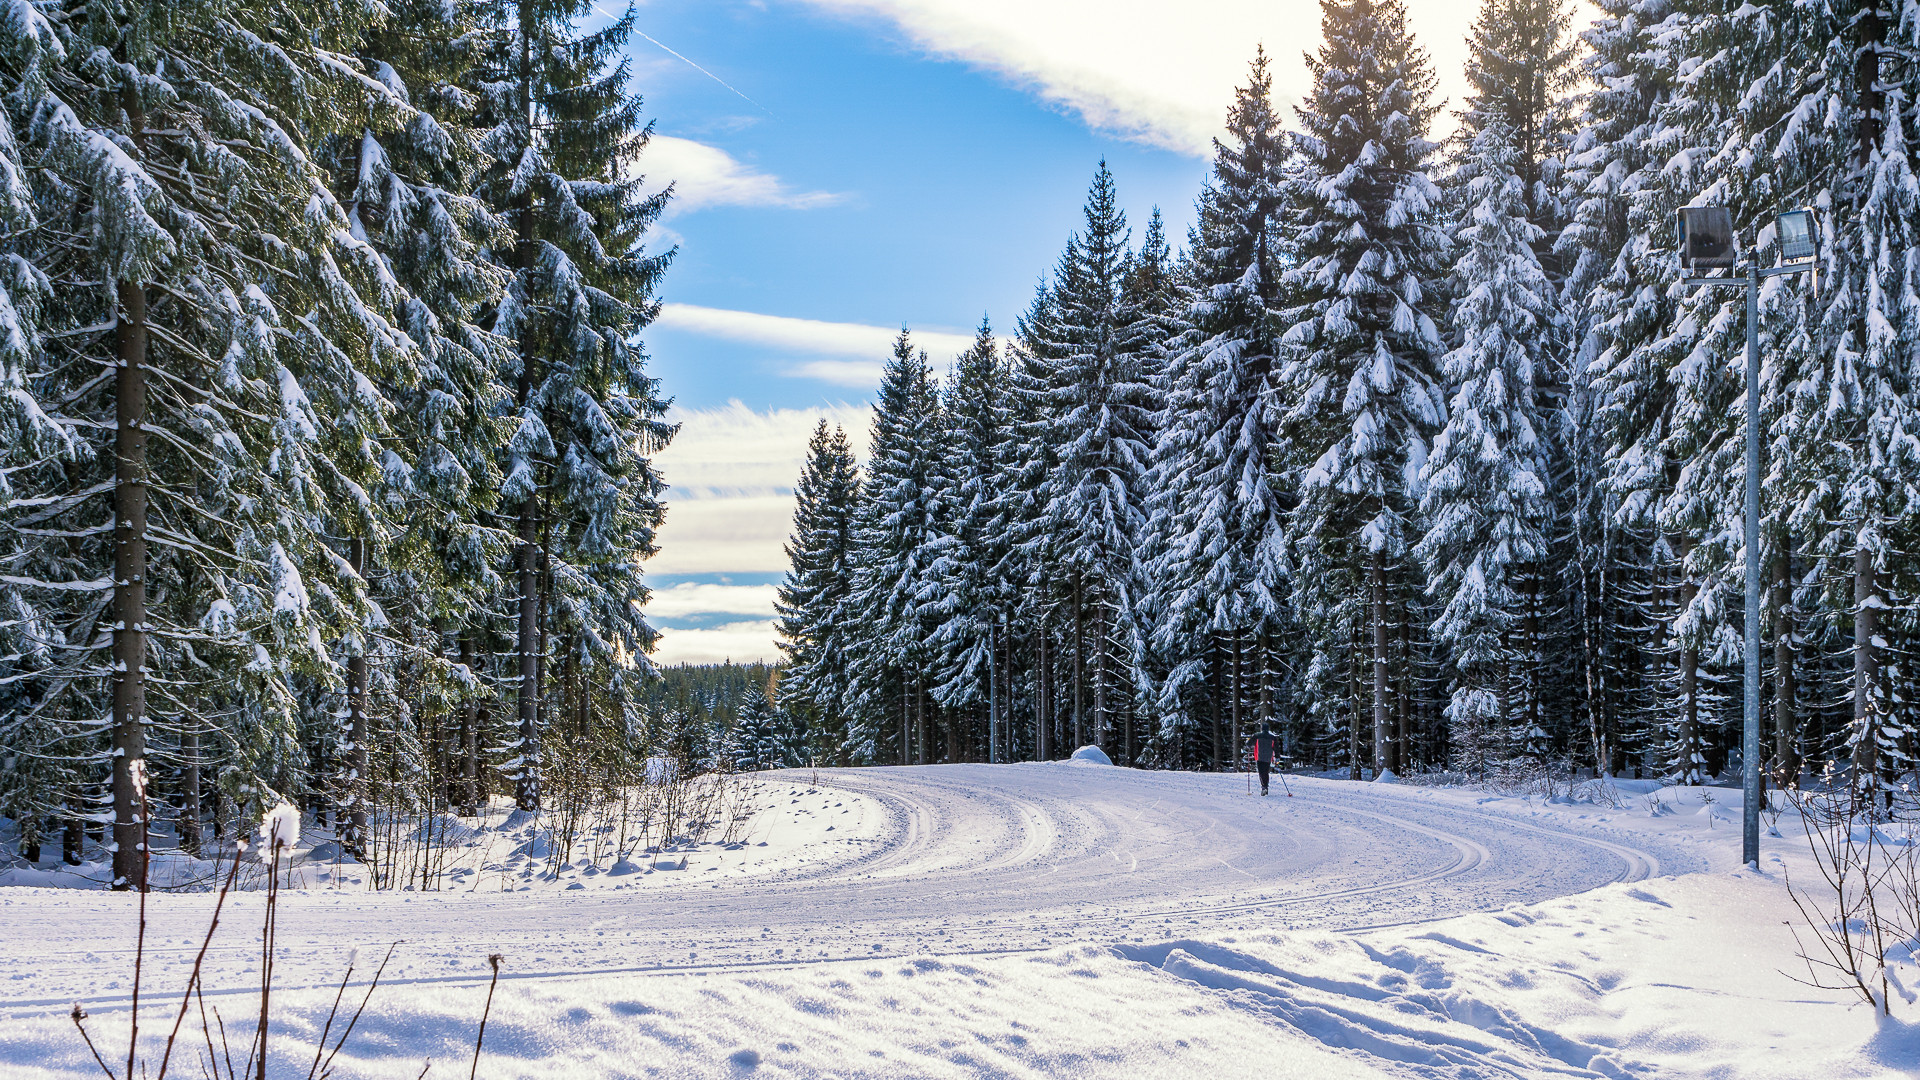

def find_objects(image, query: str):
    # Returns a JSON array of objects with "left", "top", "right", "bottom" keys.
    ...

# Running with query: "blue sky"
[
  {"left": 633, "top": 4, "right": 1214, "bottom": 408},
  {"left": 630, "top": 0, "right": 1486, "bottom": 663}
]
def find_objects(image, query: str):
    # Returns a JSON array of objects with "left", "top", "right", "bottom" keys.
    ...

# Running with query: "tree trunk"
[
  {"left": 1072, "top": 573, "right": 1085, "bottom": 749},
  {"left": 1230, "top": 632, "right": 1243, "bottom": 772},
  {"left": 514, "top": 507, "right": 541, "bottom": 811},
  {"left": 511, "top": 0, "right": 541, "bottom": 814},
  {"left": 110, "top": 265, "right": 149, "bottom": 891},
  {"left": 1771, "top": 549, "right": 1798, "bottom": 785},
  {"left": 1092, "top": 598, "right": 1108, "bottom": 751},
  {"left": 1582, "top": 553, "right": 1609, "bottom": 776},
  {"left": 1395, "top": 607, "right": 1411, "bottom": 774},
  {"left": 1258, "top": 628, "right": 1273, "bottom": 758},
  {"left": 1122, "top": 627, "right": 1133, "bottom": 769},
  {"left": 1677, "top": 551, "right": 1702, "bottom": 785},
  {"left": 1348, "top": 623, "right": 1363, "bottom": 781},
  {"left": 1524, "top": 566, "right": 1542, "bottom": 760},
  {"left": 345, "top": 536, "right": 370, "bottom": 857},
  {"left": 1211, "top": 636, "right": 1223, "bottom": 770},
  {"left": 179, "top": 730, "right": 201, "bottom": 856},
  {"left": 459, "top": 638, "right": 481, "bottom": 816},
  {"left": 536, "top": 545, "right": 550, "bottom": 738},
  {"left": 1850, "top": 8, "right": 1885, "bottom": 808},
  {"left": 1371, "top": 551, "right": 1390, "bottom": 779},
  {"left": 1037, "top": 635, "right": 1049, "bottom": 761},
  {"left": 1852, "top": 545, "right": 1880, "bottom": 804}
]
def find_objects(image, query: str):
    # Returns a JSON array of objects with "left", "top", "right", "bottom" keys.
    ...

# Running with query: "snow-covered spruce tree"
[
  {"left": 732, "top": 677, "right": 779, "bottom": 772},
  {"left": 1689, "top": 0, "right": 1836, "bottom": 786},
  {"left": 1121, "top": 208, "right": 1188, "bottom": 764},
  {"left": 1026, "top": 163, "right": 1157, "bottom": 759},
  {"left": 1830, "top": 5, "right": 1920, "bottom": 805},
  {"left": 474, "top": 0, "right": 674, "bottom": 812},
  {"left": 1457, "top": 0, "right": 1579, "bottom": 280},
  {"left": 1817, "top": 8, "right": 1920, "bottom": 803},
  {"left": 1276, "top": 0, "right": 1449, "bottom": 780},
  {"left": 0, "top": 50, "right": 74, "bottom": 860},
  {"left": 1620, "top": 0, "right": 1827, "bottom": 790},
  {"left": 1576, "top": 0, "right": 1740, "bottom": 784},
  {"left": 1554, "top": 0, "right": 1686, "bottom": 778},
  {"left": 775, "top": 420, "right": 863, "bottom": 763},
  {"left": 317, "top": 0, "right": 513, "bottom": 852},
  {"left": 3, "top": 0, "right": 440, "bottom": 888},
  {"left": 1417, "top": 125, "right": 1555, "bottom": 776},
  {"left": 1698, "top": 0, "right": 1920, "bottom": 803},
  {"left": 1147, "top": 51, "right": 1292, "bottom": 772},
  {"left": 926, "top": 319, "right": 1014, "bottom": 757},
  {"left": 1002, "top": 288, "right": 1064, "bottom": 758},
  {"left": 845, "top": 331, "right": 945, "bottom": 765},
  {"left": 1453, "top": 0, "right": 1581, "bottom": 761}
]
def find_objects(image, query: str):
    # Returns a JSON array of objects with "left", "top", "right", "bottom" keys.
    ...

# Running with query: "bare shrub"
[{"left": 1783, "top": 778, "right": 1920, "bottom": 1017}]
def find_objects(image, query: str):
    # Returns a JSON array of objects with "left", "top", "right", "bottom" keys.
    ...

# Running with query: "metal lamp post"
[{"left": 1677, "top": 205, "right": 1816, "bottom": 867}]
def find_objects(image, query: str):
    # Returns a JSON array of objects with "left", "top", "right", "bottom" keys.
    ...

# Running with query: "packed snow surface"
[{"left": 1, "top": 765, "right": 1911, "bottom": 1077}]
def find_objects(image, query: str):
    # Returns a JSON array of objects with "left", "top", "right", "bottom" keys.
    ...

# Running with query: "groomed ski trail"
[{"left": 0, "top": 763, "right": 1700, "bottom": 1015}]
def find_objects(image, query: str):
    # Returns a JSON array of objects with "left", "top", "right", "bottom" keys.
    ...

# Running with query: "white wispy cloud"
[
  {"left": 652, "top": 619, "right": 783, "bottom": 666},
  {"left": 640, "top": 135, "right": 844, "bottom": 216},
  {"left": 645, "top": 404, "right": 876, "bottom": 662},
  {"left": 785, "top": 359, "right": 890, "bottom": 386},
  {"left": 649, "top": 401, "right": 872, "bottom": 578},
  {"left": 653, "top": 303, "right": 979, "bottom": 385},
  {"left": 787, "top": 0, "right": 1483, "bottom": 155},
  {"left": 647, "top": 582, "right": 783, "bottom": 620}
]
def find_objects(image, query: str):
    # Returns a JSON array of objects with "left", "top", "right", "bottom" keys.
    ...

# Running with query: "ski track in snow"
[{"left": 0, "top": 763, "right": 1702, "bottom": 1014}]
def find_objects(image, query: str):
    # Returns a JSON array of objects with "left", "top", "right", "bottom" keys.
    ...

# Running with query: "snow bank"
[
  {"left": 3, "top": 872, "right": 1903, "bottom": 1079},
  {"left": 1068, "top": 744, "right": 1113, "bottom": 765},
  {"left": 0, "top": 775, "right": 886, "bottom": 894},
  {"left": 1, "top": 767, "right": 1904, "bottom": 1078}
]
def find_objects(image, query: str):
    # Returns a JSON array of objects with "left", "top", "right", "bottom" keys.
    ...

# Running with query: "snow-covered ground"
[
  {"left": 1, "top": 762, "right": 1913, "bottom": 1078},
  {"left": 0, "top": 773, "right": 888, "bottom": 894}
]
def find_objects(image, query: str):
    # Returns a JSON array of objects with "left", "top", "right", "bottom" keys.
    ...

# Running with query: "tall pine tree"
[
  {"left": 1417, "top": 125, "right": 1555, "bottom": 773},
  {"left": 775, "top": 420, "right": 863, "bottom": 762},
  {"left": 475, "top": 0, "right": 674, "bottom": 811},
  {"left": 1146, "top": 52, "right": 1293, "bottom": 771},
  {"left": 1277, "top": 0, "right": 1449, "bottom": 779},
  {"left": 1029, "top": 164, "right": 1157, "bottom": 756},
  {"left": 845, "top": 332, "right": 945, "bottom": 765}
]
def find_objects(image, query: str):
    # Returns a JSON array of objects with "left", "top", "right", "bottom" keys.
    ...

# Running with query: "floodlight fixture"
[
  {"left": 1777, "top": 208, "right": 1816, "bottom": 261},
  {"left": 1676, "top": 205, "right": 1736, "bottom": 268}
]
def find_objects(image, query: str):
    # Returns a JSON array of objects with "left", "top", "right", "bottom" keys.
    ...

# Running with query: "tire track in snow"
[{"left": 0, "top": 766, "right": 1700, "bottom": 1015}]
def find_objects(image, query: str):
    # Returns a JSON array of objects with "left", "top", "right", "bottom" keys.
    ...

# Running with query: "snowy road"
[{"left": 0, "top": 762, "right": 1704, "bottom": 1014}]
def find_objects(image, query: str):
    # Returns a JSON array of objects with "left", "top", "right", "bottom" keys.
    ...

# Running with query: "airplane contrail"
[{"left": 632, "top": 24, "right": 776, "bottom": 118}]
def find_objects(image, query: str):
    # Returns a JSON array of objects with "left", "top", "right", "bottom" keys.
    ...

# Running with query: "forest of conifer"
[
  {"left": 773, "top": 0, "right": 1920, "bottom": 806},
  {"left": 3, "top": 0, "right": 1918, "bottom": 896},
  {"left": 0, "top": 0, "right": 680, "bottom": 890}
]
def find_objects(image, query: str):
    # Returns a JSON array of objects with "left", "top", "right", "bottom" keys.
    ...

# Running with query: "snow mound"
[
  {"left": 1068, "top": 745, "right": 1113, "bottom": 766},
  {"left": 1373, "top": 769, "right": 1400, "bottom": 784}
]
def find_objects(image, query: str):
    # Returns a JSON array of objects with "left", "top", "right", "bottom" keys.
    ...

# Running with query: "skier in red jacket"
[{"left": 1250, "top": 724, "right": 1278, "bottom": 796}]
